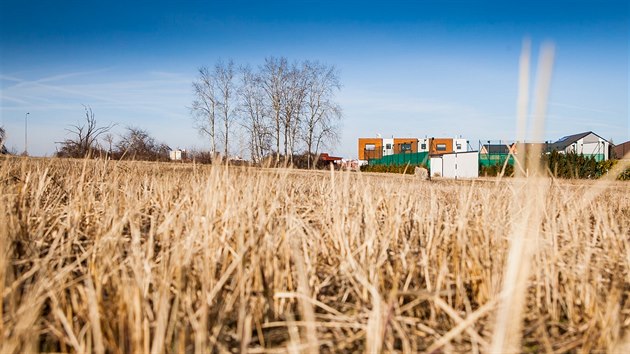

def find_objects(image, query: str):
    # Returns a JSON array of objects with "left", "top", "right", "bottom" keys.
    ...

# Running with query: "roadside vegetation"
[
  {"left": 361, "top": 151, "right": 629, "bottom": 180},
  {"left": 360, "top": 163, "right": 428, "bottom": 175}
]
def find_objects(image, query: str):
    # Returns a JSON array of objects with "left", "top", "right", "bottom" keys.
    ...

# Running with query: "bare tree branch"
[{"left": 57, "top": 106, "right": 115, "bottom": 158}]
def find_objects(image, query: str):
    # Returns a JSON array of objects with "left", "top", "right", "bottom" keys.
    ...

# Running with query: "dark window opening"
[
  {"left": 365, "top": 144, "right": 375, "bottom": 151},
  {"left": 436, "top": 143, "right": 447, "bottom": 151},
  {"left": 421, "top": 143, "right": 427, "bottom": 150},
  {"left": 401, "top": 143, "right": 412, "bottom": 151}
]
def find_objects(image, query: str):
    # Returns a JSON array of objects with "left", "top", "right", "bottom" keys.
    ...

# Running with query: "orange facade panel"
[
  {"left": 393, "top": 138, "right": 418, "bottom": 154},
  {"left": 358, "top": 138, "right": 383, "bottom": 160},
  {"left": 429, "top": 138, "right": 453, "bottom": 155}
]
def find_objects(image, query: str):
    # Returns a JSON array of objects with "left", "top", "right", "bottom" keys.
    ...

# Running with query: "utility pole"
[{"left": 24, "top": 112, "right": 29, "bottom": 155}]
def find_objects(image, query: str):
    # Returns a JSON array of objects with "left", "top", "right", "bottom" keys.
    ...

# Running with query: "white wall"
[
  {"left": 454, "top": 152, "right": 479, "bottom": 178},
  {"left": 418, "top": 138, "right": 430, "bottom": 152},
  {"left": 442, "top": 153, "right": 457, "bottom": 177},
  {"left": 430, "top": 156, "right": 443, "bottom": 177},
  {"left": 453, "top": 138, "right": 469, "bottom": 152},
  {"left": 383, "top": 138, "right": 394, "bottom": 156}
]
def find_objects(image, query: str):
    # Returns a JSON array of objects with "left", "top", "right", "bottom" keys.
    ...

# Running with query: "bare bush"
[
  {"left": 56, "top": 106, "right": 114, "bottom": 158},
  {"left": 115, "top": 127, "right": 170, "bottom": 161}
]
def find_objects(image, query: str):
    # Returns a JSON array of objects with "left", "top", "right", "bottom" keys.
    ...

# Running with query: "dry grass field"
[{"left": 1, "top": 157, "right": 629, "bottom": 353}]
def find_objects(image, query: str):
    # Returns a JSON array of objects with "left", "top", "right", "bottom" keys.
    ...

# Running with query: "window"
[
  {"left": 386, "top": 144, "right": 392, "bottom": 149},
  {"left": 365, "top": 144, "right": 375, "bottom": 151},
  {"left": 421, "top": 143, "right": 427, "bottom": 150},
  {"left": 401, "top": 143, "right": 412, "bottom": 151},
  {"left": 436, "top": 143, "right": 447, "bottom": 151},
  {"left": 456, "top": 143, "right": 462, "bottom": 150}
]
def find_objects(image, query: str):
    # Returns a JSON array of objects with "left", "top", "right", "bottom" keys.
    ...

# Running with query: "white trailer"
[{"left": 430, "top": 151, "right": 479, "bottom": 179}]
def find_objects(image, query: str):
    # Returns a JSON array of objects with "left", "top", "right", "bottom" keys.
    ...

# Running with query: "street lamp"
[{"left": 24, "top": 112, "right": 30, "bottom": 156}]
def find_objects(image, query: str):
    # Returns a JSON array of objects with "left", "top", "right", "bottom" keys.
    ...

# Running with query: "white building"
[
  {"left": 430, "top": 151, "right": 479, "bottom": 179},
  {"left": 169, "top": 149, "right": 186, "bottom": 161}
]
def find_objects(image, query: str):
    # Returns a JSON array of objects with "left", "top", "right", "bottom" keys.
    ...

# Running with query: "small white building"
[
  {"left": 430, "top": 151, "right": 479, "bottom": 179},
  {"left": 548, "top": 131, "right": 611, "bottom": 161},
  {"left": 169, "top": 149, "right": 186, "bottom": 161}
]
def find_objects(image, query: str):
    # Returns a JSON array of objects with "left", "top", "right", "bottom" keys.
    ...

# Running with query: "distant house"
[
  {"left": 480, "top": 144, "right": 512, "bottom": 155},
  {"left": 613, "top": 141, "right": 630, "bottom": 159},
  {"left": 419, "top": 137, "right": 469, "bottom": 155},
  {"left": 318, "top": 153, "right": 342, "bottom": 163},
  {"left": 357, "top": 137, "right": 418, "bottom": 161},
  {"left": 358, "top": 136, "right": 468, "bottom": 161},
  {"left": 547, "top": 131, "right": 611, "bottom": 161}
]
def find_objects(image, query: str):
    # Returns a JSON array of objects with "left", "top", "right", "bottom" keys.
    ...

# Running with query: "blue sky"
[{"left": 1, "top": 0, "right": 628, "bottom": 158}]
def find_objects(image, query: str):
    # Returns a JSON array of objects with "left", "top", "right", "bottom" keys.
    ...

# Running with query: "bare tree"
[
  {"left": 215, "top": 60, "right": 236, "bottom": 158},
  {"left": 282, "top": 62, "right": 309, "bottom": 163},
  {"left": 102, "top": 133, "right": 115, "bottom": 158},
  {"left": 57, "top": 106, "right": 114, "bottom": 158},
  {"left": 239, "top": 66, "right": 272, "bottom": 162},
  {"left": 302, "top": 61, "right": 342, "bottom": 168},
  {"left": 260, "top": 57, "right": 288, "bottom": 162},
  {"left": 192, "top": 66, "right": 218, "bottom": 154},
  {"left": 194, "top": 57, "right": 343, "bottom": 166}
]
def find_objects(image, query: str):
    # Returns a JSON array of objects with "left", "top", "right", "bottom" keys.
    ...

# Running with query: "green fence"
[
  {"left": 590, "top": 154, "right": 606, "bottom": 162},
  {"left": 479, "top": 152, "right": 606, "bottom": 166},
  {"left": 479, "top": 153, "right": 515, "bottom": 167},
  {"left": 370, "top": 152, "right": 513, "bottom": 168},
  {"left": 368, "top": 152, "right": 430, "bottom": 167},
  {"left": 368, "top": 151, "right": 608, "bottom": 168}
]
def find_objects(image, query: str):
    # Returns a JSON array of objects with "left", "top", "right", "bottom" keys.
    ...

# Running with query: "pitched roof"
[
  {"left": 481, "top": 144, "right": 510, "bottom": 154},
  {"left": 548, "top": 131, "right": 607, "bottom": 151}
]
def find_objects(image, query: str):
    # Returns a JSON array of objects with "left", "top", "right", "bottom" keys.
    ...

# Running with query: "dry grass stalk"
[{"left": 0, "top": 149, "right": 628, "bottom": 353}]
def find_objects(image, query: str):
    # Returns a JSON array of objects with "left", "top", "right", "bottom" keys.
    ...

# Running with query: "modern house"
[
  {"left": 358, "top": 137, "right": 418, "bottom": 161},
  {"left": 419, "top": 137, "right": 469, "bottom": 154},
  {"left": 358, "top": 136, "right": 469, "bottom": 162},
  {"left": 547, "top": 131, "right": 611, "bottom": 161}
]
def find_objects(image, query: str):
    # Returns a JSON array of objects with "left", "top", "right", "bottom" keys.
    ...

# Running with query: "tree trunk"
[{"left": 224, "top": 115, "right": 229, "bottom": 158}]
